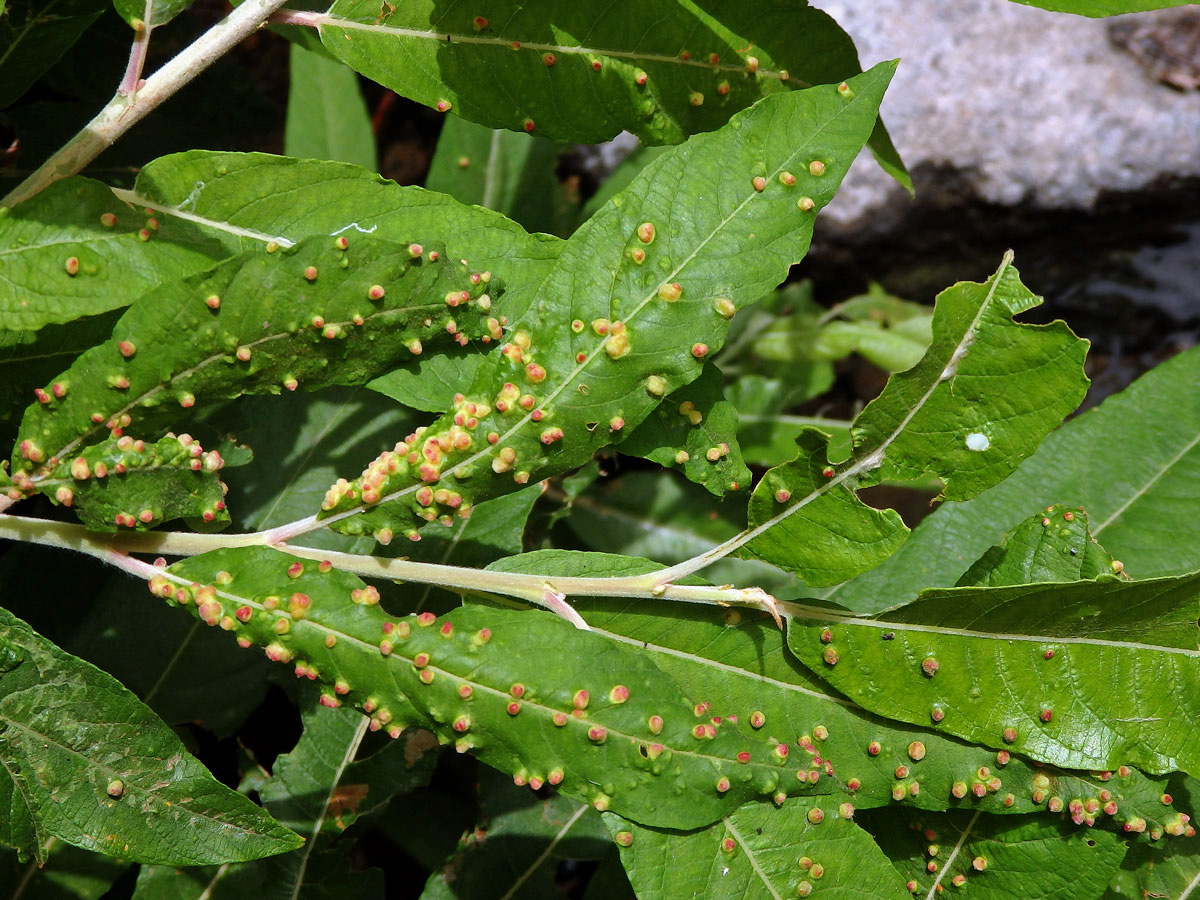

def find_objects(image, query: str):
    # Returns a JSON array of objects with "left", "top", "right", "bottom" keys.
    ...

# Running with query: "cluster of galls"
[
  {"left": 21, "top": 433, "right": 226, "bottom": 525},
  {"left": 672, "top": 703, "right": 832, "bottom": 808},
  {"left": 322, "top": 396, "right": 500, "bottom": 540}
]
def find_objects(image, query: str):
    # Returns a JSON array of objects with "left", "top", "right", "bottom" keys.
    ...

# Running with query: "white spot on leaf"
[{"left": 965, "top": 432, "right": 990, "bottom": 452}]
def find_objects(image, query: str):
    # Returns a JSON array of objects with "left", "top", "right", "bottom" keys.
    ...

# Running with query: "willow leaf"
[
  {"left": 157, "top": 546, "right": 834, "bottom": 830},
  {"left": 312, "top": 0, "right": 906, "bottom": 177},
  {"left": 604, "top": 799, "right": 908, "bottom": 900},
  {"left": 830, "top": 344, "right": 1200, "bottom": 613},
  {"left": 957, "top": 505, "right": 1118, "bottom": 588},
  {"left": 849, "top": 253, "right": 1088, "bottom": 501},
  {"left": 284, "top": 43, "right": 377, "bottom": 170},
  {"left": 323, "top": 64, "right": 895, "bottom": 542},
  {"left": 0, "top": 177, "right": 234, "bottom": 331},
  {"left": 788, "top": 574, "right": 1200, "bottom": 776},
  {"left": 496, "top": 550, "right": 1189, "bottom": 837},
  {"left": 131, "top": 151, "right": 563, "bottom": 323},
  {"left": 869, "top": 809, "right": 1127, "bottom": 899},
  {"left": 620, "top": 363, "right": 750, "bottom": 496},
  {"left": 1009, "top": 0, "right": 1194, "bottom": 15},
  {"left": 420, "top": 767, "right": 608, "bottom": 900},
  {"left": 28, "top": 434, "right": 228, "bottom": 532},
  {"left": 12, "top": 236, "right": 497, "bottom": 516},
  {"left": 738, "top": 254, "right": 1088, "bottom": 583},
  {"left": 0, "top": 606, "right": 300, "bottom": 864}
]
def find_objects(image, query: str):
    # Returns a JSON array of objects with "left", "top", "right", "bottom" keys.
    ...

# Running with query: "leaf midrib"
[
  {"left": 724, "top": 816, "right": 785, "bottom": 900},
  {"left": 802, "top": 607, "right": 1200, "bottom": 658}
]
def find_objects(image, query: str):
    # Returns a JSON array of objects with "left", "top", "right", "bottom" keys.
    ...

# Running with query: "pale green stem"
[
  {"left": 0, "top": 514, "right": 785, "bottom": 622},
  {"left": 1, "top": 0, "right": 293, "bottom": 208}
]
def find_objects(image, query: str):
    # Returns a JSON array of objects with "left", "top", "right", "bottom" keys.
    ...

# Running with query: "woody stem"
[{"left": 1, "top": 0, "right": 291, "bottom": 208}]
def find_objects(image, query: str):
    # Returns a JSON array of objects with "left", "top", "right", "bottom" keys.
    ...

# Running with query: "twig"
[
  {"left": 1, "top": 0, "right": 293, "bottom": 208},
  {"left": 0, "top": 513, "right": 789, "bottom": 624}
]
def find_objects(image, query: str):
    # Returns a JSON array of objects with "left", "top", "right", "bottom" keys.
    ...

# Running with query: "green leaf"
[
  {"left": 620, "top": 364, "right": 751, "bottom": 496},
  {"left": 0, "top": 838, "right": 130, "bottom": 900},
  {"left": 313, "top": 0, "right": 906, "bottom": 175},
  {"left": 1008, "top": 0, "right": 1194, "bottom": 14},
  {"left": 0, "top": 0, "right": 106, "bottom": 109},
  {"left": 829, "top": 344, "right": 1200, "bottom": 612},
  {"left": 956, "top": 505, "right": 1119, "bottom": 588},
  {"left": 751, "top": 283, "right": 932, "bottom": 373},
  {"left": 12, "top": 236, "right": 498, "bottom": 494},
  {"left": 27, "top": 434, "right": 228, "bottom": 532},
  {"left": 0, "top": 606, "right": 300, "bottom": 864},
  {"left": 420, "top": 766, "right": 609, "bottom": 900},
  {"left": 284, "top": 44, "right": 377, "bottom": 170},
  {"left": 156, "top": 546, "right": 838, "bottom": 830},
  {"left": 849, "top": 253, "right": 1089, "bottom": 501},
  {"left": 563, "top": 470, "right": 798, "bottom": 597},
  {"left": 787, "top": 573, "right": 1200, "bottom": 776},
  {"left": 367, "top": 344, "right": 490, "bottom": 413},
  {"left": 604, "top": 799, "right": 909, "bottom": 900},
  {"left": 742, "top": 428, "right": 908, "bottom": 586},
  {"left": 0, "top": 177, "right": 235, "bottom": 330},
  {"left": 517, "top": 551, "right": 1186, "bottom": 836},
  {"left": 131, "top": 151, "right": 564, "bottom": 323},
  {"left": 425, "top": 114, "right": 562, "bottom": 236},
  {"left": 323, "top": 65, "right": 895, "bottom": 542},
  {"left": 868, "top": 809, "right": 1127, "bottom": 898},
  {"left": 737, "top": 255, "right": 1088, "bottom": 584}
]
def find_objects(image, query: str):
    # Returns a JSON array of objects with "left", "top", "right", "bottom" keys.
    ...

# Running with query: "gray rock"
[{"left": 815, "top": 0, "right": 1200, "bottom": 232}]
